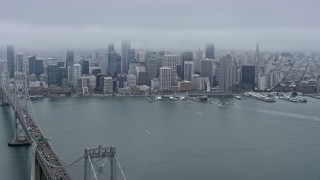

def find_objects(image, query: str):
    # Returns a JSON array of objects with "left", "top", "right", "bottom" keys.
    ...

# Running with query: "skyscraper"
[
  {"left": 205, "top": 43, "right": 215, "bottom": 59},
  {"left": 107, "top": 52, "right": 121, "bottom": 78},
  {"left": 28, "top": 55, "right": 36, "bottom": 76},
  {"left": 66, "top": 50, "right": 74, "bottom": 67},
  {"left": 35, "top": 59, "right": 44, "bottom": 78},
  {"left": 200, "top": 58, "right": 214, "bottom": 87},
  {"left": 184, "top": 61, "right": 194, "bottom": 82},
  {"left": 255, "top": 43, "right": 260, "bottom": 85},
  {"left": 242, "top": 65, "right": 255, "bottom": 90},
  {"left": 81, "top": 60, "right": 90, "bottom": 75},
  {"left": 7, "top": 45, "right": 15, "bottom": 78},
  {"left": 181, "top": 52, "right": 193, "bottom": 79},
  {"left": 47, "top": 64, "right": 59, "bottom": 86},
  {"left": 160, "top": 67, "right": 172, "bottom": 90},
  {"left": 121, "top": 40, "right": 131, "bottom": 74},
  {"left": 16, "top": 53, "right": 23, "bottom": 73},
  {"left": 72, "top": 64, "right": 82, "bottom": 86},
  {"left": 163, "top": 55, "right": 178, "bottom": 87},
  {"left": 146, "top": 57, "right": 158, "bottom": 85},
  {"left": 218, "top": 55, "right": 236, "bottom": 91}
]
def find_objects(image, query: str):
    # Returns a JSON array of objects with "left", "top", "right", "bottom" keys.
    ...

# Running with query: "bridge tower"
[
  {"left": 8, "top": 68, "right": 30, "bottom": 146},
  {"left": 84, "top": 146, "right": 117, "bottom": 180}
]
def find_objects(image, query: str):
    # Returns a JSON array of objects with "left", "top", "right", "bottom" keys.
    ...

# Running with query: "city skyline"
[{"left": 0, "top": 0, "right": 320, "bottom": 51}]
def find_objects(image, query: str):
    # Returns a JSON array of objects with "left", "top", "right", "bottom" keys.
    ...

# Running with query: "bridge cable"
[
  {"left": 87, "top": 155, "right": 98, "bottom": 180},
  {"left": 115, "top": 154, "right": 127, "bottom": 180}
]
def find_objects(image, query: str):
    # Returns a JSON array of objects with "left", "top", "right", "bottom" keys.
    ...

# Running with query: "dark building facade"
[
  {"left": 35, "top": 59, "right": 44, "bottom": 77},
  {"left": 242, "top": 65, "right": 255, "bottom": 89},
  {"left": 81, "top": 60, "right": 90, "bottom": 75},
  {"left": 47, "top": 64, "right": 60, "bottom": 86},
  {"left": 7, "top": 45, "right": 15, "bottom": 78},
  {"left": 205, "top": 43, "right": 215, "bottom": 59},
  {"left": 66, "top": 50, "right": 74, "bottom": 67},
  {"left": 181, "top": 51, "right": 193, "bottom": 80},
  {"left": 107, "top": 52, "right": 121, "bottom": 78}
]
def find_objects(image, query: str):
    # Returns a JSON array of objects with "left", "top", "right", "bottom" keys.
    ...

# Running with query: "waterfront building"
[
  {"left": 103, "top": 77, "right": 113, "bottom": 93},
  {"left": 159, "top": 67, "right": 172, "bottom": 90},
  {"left": 59, "top": 67, "right": 68, "bottom": 86},
  {"left": 16, "top": 53, "right": 23, "bottom": 73},
  {"left": 146, "top": 57, "right": 158, "bottom": 85},
  {"left": 151, "top": 78, "right": 160, "bottom": 90},
  {"left": 219, "top": 55, "right": 236, "bottom": 91},
  {"left": 127, "top": 74, "right": 137, "bottom": 87},
  {"left": 178, "top": 81, "right": 192, "bottom": 91},
  {"left": 66, "top": 50, "right": 74, "bottom": 67},
  {"left": 258, "top": 74, "right": 267, "bottom": 90},
  {"left": 205, "top": 43, "right": 215, "bottom": 59},
  {"left": 7, "top": 45, "right": 15, "bottom": 78},
  {"left": 184, "top": 61, "right": 194, "bottom": 82}
]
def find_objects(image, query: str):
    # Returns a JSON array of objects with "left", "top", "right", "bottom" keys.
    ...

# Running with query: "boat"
[
  {"left": 155, "top": 96, "right": 162, "bottom": 101},
  {"left": 234, "top": 95, "right": 242, "bottom": 100}
]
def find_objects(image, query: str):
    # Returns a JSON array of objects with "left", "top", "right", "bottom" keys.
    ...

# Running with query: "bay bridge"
[{"left": 0, "top": 63, "right": 127, "bottom": 180}]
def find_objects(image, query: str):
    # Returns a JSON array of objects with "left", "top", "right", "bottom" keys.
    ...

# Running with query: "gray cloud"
[{"left": 0, "top": 0, "right": 319, "bottom": 51}]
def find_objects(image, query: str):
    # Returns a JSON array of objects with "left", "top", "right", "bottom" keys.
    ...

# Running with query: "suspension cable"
[
  {"left": 115, "top": 154, "right": 127, "bottom": 180},
  {"left": 87, "top": 155, "right": 98, "bottom": 180}
]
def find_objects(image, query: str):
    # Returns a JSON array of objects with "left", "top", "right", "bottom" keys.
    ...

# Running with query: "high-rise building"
[
  {"left": 163, "top": 55, "right": 178, "bottom": 86},
  {"left": 126, "top": 49, "right": 136, "bottom": 72},
  {"left": 121, "top": 40, "right": 131, "bottom": 74},
  {"left": 194, "top": 48, "right": 203, "bottom": 73},
  {"left": 47, "top": 64, "right": 59, "bottom": 86},
  {"left": 146, "top": 57, "right": 158, "bottom": 85},
  {"left": 16, "top": 53, "right": 23, "bottom": 73},
  {"left": 218, "top": 55, "right": 236, "bottom": 91},
  {"left": 184, "top": 61, "right": 194, "bottom": 82},
  {"left": 241, "top": 65, "right": 255, "bottom": 90},
  {"left": 35, "top": 60, "right": 44, "bottom": 78},
  {"left": 81, "top": 60, "right": 90, "bottom": 75},
  {"left": 28, "top": 55, "right": 36, "bottom": 76},
  {"left": 57, "top": 62, "right": 65, "bottom": 68},
  {"left": 107, "top": 52, "right": 121, "bottom": 78},
  {"left": 59, "top": 67, "right": 68, "bottom": 86},
  {"left": 181, "top": 52, "right": 193, "bottom": 79},
  {"left": 160, "top": 67, "right": 172, "bottom": 90},
  {"left": 255, "top": 43, "right": 260, "bottom": 85},
  {"left": 72, "top": 64, "right": 82, "bottom": 86},
  {"left": 200, "top": 58, "right": 214, "bottom": 86},
  {"left": 103, "top": 77, "right": 113, "bottom": 93},
  {"left": 108, "top": 43, "right": 115, "bottom": 52},
  {"left": 7, "top": 45, "right": 15, "bottom": 78},
  {"left": 205, "top": 43, "right": 215, "bottom": 59},
  {"left": 66, "top": 50, "right": 74, "bottom": 67}
]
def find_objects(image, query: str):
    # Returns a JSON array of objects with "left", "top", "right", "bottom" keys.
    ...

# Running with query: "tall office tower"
[
  {"left": 255, "top": 43, "right": 260, "bottom": 84},
  {"left": 194, "top": 48, "right": 203, "bottom": 73},
  {"left": 146, "top": 58, "right": 158, "bottom": 85},
  {"left": 81, "top": 60, "right": 90, "bottom": 75},
  {"left": 7, "top": 45, "right": 15, "bottom": 78},
  {"left": 200, "top": 58, "right": 214, "bottom": 87},
  {"left": 136, "top": 52, "right": 146, "bottom": 63},
  {"left": 163, "top": 55, "right": 178, "bottom": 86},
  {"left": 136, "top": 66, "right": 147, "bottom": 85},
  {"left": 47, "top": 64, "right": 59, "bottom": 86},
  {"left": 72, "top": 64, "right": 82, "bottom": 86},
  {"left": 126, "top": 49, "right": 136, "bottom": 72},
  {"left": 205, "top": 43, "right": 215, "bottom": 59},
  {"left": 28, "top": 55, "right": 36, "bottom": 75},
  {"left": 159, "top": 67, "right": 172, "bottom": 90},
  {"left": 103, "top": 77, "right": 113, "bottom": 93},
  {"left": 121, "top": 40, "right": 131, "bottom": 74},
  {"left": 66, "top": 50, "right": 74, "bottom": 67},
  {"left": 181, "top": 52, "right": 193, "bottom": 79},
  {"left": 108, "top": 43, "right": 115, "bottom": 52},
  {"left": 107, "top": 52, "right": 121, "bottom": 78},
  {"left": 241, "top": 65, "right": 255, "bottom": 90},
  {"left": 16, "top": 53, "right": 23, "bottom": 73},
  {"left": 59, "top": 67, "right": 68, "bottom": 86},
  {"left": 184, "top": 61, "right": 194, "bottom": 82},
  {"left": 218, "top": 55, "right": 236, "bottom": 91},
  {"left": 35, "top": 59, "right": 44, "bottom": 78}
]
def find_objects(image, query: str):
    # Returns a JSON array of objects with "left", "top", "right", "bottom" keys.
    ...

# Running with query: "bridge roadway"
[{"left": 0, "top": 80, "right": 72, "bottom": 179}]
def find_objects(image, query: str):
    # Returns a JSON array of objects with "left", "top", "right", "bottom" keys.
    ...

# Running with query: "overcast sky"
[{"left": 0, "top": 0, "right": 319, "bottom": 51}]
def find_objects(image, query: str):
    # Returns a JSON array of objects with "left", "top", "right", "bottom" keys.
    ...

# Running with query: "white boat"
[{"left": 234, "top": 95, "right": 242, "bottom": 100}]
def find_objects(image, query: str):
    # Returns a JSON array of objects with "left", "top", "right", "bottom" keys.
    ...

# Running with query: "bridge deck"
[{"left": 1, "top": 79, "right": 72, "bottom": 179}]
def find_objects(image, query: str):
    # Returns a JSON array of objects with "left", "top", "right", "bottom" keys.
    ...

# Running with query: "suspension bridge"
[{"left": 0, "top": 63, "right": 127, "bottom": 180}]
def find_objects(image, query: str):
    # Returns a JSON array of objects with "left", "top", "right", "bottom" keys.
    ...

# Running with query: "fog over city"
[{"left": 0, "top": 0, "right": 320, "bottom": 51}]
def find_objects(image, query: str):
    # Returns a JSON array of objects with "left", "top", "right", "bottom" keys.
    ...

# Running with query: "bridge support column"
[
  {"left": 8, "top": 112, "right": 30, "bottom": 146},
  {"left": 30, "top": 143, "right": 46, "bottom": 180},
  {"left": 0, "top": 89, "right": 9, "bottom": 106}
]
